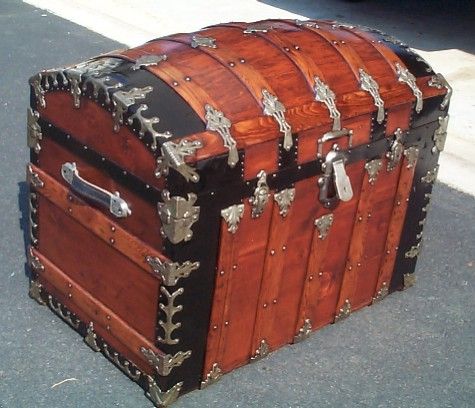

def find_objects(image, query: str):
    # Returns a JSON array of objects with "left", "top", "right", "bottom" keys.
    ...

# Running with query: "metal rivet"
[
  {"left": 263, "top": 303, "right": 268, "bottom": 308},
  {"left": 106, "top": 315, "right": 111, "bottom": 320},
  {"left": 298, "top": 165, "right": 302, "bottom": 170},
  {"left": 83, "top": 145, "right": 88, "bottom": 150},
  {"left": 294, "top": 45, "right": 300, "bottom": 50},
  {"left": 232, "top": 265, "right": 237, "bottom": 270},
  {"left": 185, "top": 76, "right": 191, "bottom": 81},
  {"left": 309, "top": 275, "right": 314, "bottom": 281},
  {"left": 68, "top": 208, "right": 72, "bottom": 213},
  {"left": 284, "top": 47, "right": 290, "bottom": 52},
  {"left": 66, "top": 134, "right": 71, "bottom": 139},
  {"left": 123, "top": 170, "right": 127, "bottom": 175},
  {"left": 341, "top": 40, "right": 346, "bottom": 44},
  {"left": 397, "top": 201, "right": 401, "bottom": 206},
  {"left": 68, "top": 195, "right": 73, "bottom": 201},
  {"left": 106, "top": 325, "right": 111, "bottom": 331},
  {"left": 282, "top": 245, "right": 286, "bottom": 251},
  {"left": 68, "top": 293, "right": 72, "bottom": 298},
  {"left": 213, "top": 325, "right": 218, "bottom": 330},
  {"left": 239, "top": 58, "right": 245, "bottom": 63},
  {"left": 406, "top": 198, "right": 410, "bottom": 202},
  {"left": 229, "top": 62, "right": 235, "bottom": 67},
  {"left": 101, "top": 157, "right": 106, "bottom": 162},
  {"left": 111, "top": 226, "right": 116, "bottom": 232},
  {"left": 172, "top": 81, "right": 179, "bottom": 86},
  {"left": 318, "top": 272, "right": 323, "bottom": 276},
  {"left": 224, "top": 321, "right": 229, "bottom": 326},
  {"left": 270, "top": 249, "right": 275, "bottom": 255},
  {"left": 357, "top": 262, "right": 362, "bottom": 267},
  {"left": 110, "top": 238, "right": 115, "bottom": 244},
  {"left": 348, "top": 266, "right": 353, "bottom": 271},
  {"left": 358, "top": 216, "right": 363, "bottom": 222},
  {"left": 220, "top": 270, "right": 225, "bottom": 276},
  {"left": 386, "top": 250, "right": 391, "bottom": 254},
  {"left": 272, "top": 299, "right": 277, "bottom": 304},
  {"left": 367, "top": 213, "right": 372, "bottom": 219},
  {"left": 273, "top": 173, "right": 277, "bottom": 178},
  {"left": 68, "top": 283, "right": 72, "bottom": 288}
]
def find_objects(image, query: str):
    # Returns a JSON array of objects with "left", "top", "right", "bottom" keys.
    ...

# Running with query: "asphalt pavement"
[{"left": 0, "top": 1, "right": 474, "bottom": 407}]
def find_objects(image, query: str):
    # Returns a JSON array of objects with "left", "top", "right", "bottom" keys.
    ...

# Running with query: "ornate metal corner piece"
[
  {"left": 205, "top": 104, "right": 239, "bottom": 167},
  {"left": 112, "top": 86, "right": 153, "bottom": 132},
  {"left": 158, "top": 286, "right": 184, "bottom": 345},
  {"left": 365, "top": 159, "right": 383, "bottom": 185},
  {"left": 314, "top": 76, "right": 341, "bottom": 131},
  {"left": 403, "top": 146, "right": 419, "bottom": 168},
  {"left": 131, "top": 54, "right": 167, "bottom": 70},
  {"left": 158, "top": 190, "right": 200, "bottom": 244},
  {"left": 251, "top": 339, "right": 270, "bottom": 362},
  {"left": 28, "top": 247, "right": 44, "bottom": 273},
  {"left": 191, "top": 35, "right": 217, "bottom": 48},
  {"left": 387, "top": 128, "right": 405, "bottom": 171},
  {"left": 314, "top": 213, "right": 334, "bottom": 240},
  {"left": 421, "top": 165, "right": 439, "bottom": 184},
  {"left": 221, "top": 204, "right": 245, "bottom": 234},
  {"left": 335, "top": 299, "right": 351, "bottom": 322},
  {"left": 127, "top": 104, "right": 169, "bottom": 149},
  {"left": 146, "top": 376, "right": 182, "bottom": 408},
  {"left": 27, "top": 164, "right": 44, "bottom": 189},
  {"left": 396, "top": 63, "right": 423, "bottom": 113},
  {"left": 103, "top": 344, "right": 142, "bottom": 381},
  {"left": 372, "top": 283, "right": 389, "bottom": 304},
  {"left": 141, "top": 348, "right": 191, "bottom": 377},
  {"left": 146, "top": 257, "right": 199, "bottom": 287},
  {"left": 47, "top": 295, "right": 80, "bottom": 329},
  {"left": 274, "top": 188, "right": 296, "bottom": 217},
  {"left": 156, "top": 139, "right": 202, "bottom": 183},
  {"left": 293, "top": 319, "right": 312, "bottom": 343},
  {"left": 28, "top": 280, "right": 45, "bottom": 305},
  {"left": 27, "top": 108, "right": 43, "bottom": 154},
  {"left": 29, "top": 73, "right": 46, "bottom": 108},
  {"left": 262, "top": 89, "right": 293, "bottom": 151},
  {"left": 405, "top": 243, "right": 421, "bottom": 259},
  {"left": 82, "top": 74, "right": 123, "bottom": 105},
  {"left": 432, "top": 115, "right": 449, "bottom": 153},
  {"left": 359, "top": 69, "right": 385, "bottom": 124},
  {"left": 84, "top": 322, "right": 101, "bottom": 352},
  {"left": 428, "top": 73, "right": 452, "bottom": 110},
  {"left": 403, "top": 273, "right": 416, "bottom": 289},
  {"left": 201, "top": 363, "right": 223, "bottom": 389},
  {"left": 249, "top": 170, "right": 270, "bottom": 218}
]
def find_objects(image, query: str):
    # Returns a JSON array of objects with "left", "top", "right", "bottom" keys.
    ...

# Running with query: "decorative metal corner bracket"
[
  {"left": 221, "top": 203, "right": 245, "bottom": 234},
  {"left": 84, "top": 322, "right": 101, "bottom": 352},
  {"left": 141, "top": 348, "right": 192, "bottom": 377},
  {"left": 28, "top": 280, "right": 45, "bottom": 305},
  {"left": 155, "top": 139, "right": 202, "bottom": 183},
  {"left": 158, "top": 190, "right": 200, "bottom": 244},
  {"left": 146, "top": 376, "right": 182, "bottom": 408},
  {"left": 201, "top": 363, "right": 223, "bottom": 389},
  {"left": 396, "top": 63, "right": 423, "bottom": 113},
  {"left": 191, "top": 35, "right": 217, "bottom": 48},
  {"left": 359, "top": 69, "right": 385, "bottom": 124},
  {"left": 103, "top": 343, "right": 142, "bottom": 381},
  {"left": 250, "top": 339, "right": 270, "bottom": 362},
  {"left": 405, "top": 243, "right": 422, "bottom": 259},
  {"left": 29, "top": 73, "right": 46, "bottom": 108},
  {"left": 262, "top": 89, "right": 293, "bottom": 150},
  {"left": 372, "top": 282, "right": 389, "bottom": 304},
  {"left": 27, "top": 108, "right": 43, "bottom": 154},
  {"left": 157, "top": 286, "right": 184, "bottom": 345},
  {"left": 146, "top": 257, "right": 199, "bottom": 287},
  {"left": 82, "top": 74, "right": 123, "bottom": 105},
  {"left": 112, "top": 86, "right": 153, "bottom": 132},
  {"left": 28, "top": 247, "right": 44, "bottom": 273},
  {"left": 314, "top": 76, "right": 341, "bottom": 131},
  {"left": 293, "top": 319, "right": 312, "bottom": 343},
  {"left": 314, "top": 213, "right": 334, "bottom": 240},
  {"left": 47, "top": 295, "right": 80, "bottom": 329},
  {"left": 205, "top": 104, "right": 239, "bottom": 167},
  {"left": 131, "top": 54, "right": 167, "bottom": 71},
  {"left": 128, "top": 104, "right": 170, "bottom": 150},
  {"left": 27, "top": 164, "right": 44, "bottom": 189},
  {"left": 403, "top": 273, "right": 416, "bottom": 289},
  {"left": 335, "top": 299, "right": 351, "bottom": 322},
  {"left": 387, "top": 128, "right": 405, "bottom": 171},
  {"left": 249, "top": 170, "right": 270, "bottom": 218},
  {"left": 274, "top": 188, "right": 296, "bottom": 217},
  {"left": 432, "top": 115, "right": 449, "bottom": 154},
  {"left": 365, "top": 159, "right": 383, "bottom": 185},
  {"left": 421, "top": 165, "right": 439, "bottom": 184},
  {"left": 428, "top": 73, "right": 452, "bottom": 110},
  {"left": 403, "top": 146, "right": 419, "bottom": 168}
]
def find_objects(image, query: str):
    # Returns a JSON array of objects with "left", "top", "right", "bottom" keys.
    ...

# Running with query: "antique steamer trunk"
[{"left": 26, "top": 19, "right": 451, "bottom": 407}]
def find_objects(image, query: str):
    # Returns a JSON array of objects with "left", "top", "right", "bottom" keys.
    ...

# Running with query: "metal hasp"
[
  {"left": 314, "top": 76, "right": 341, "bottom": 131},
  {"left": 250, "top": 339, "right": 270, "bottom": 362},
  {"left": 365, "top": 159, "right": 383, "bottom": 185},
  {"left": 221, "top": 204, "right": 245, "bottom": 234},
  {"left": 191, "top": 35, "right": 217, "bottom": 48},
  {"left": 157, "top": 286, "right": 184, "bottom": 345},
  {"left": 27, "top": 108, "right": 42, "bottom": 154},
  {"left": 315, "top": 213, "right": 334, "bottom": 240},
  {"left": 146, "top": 257, "right": 199, "bottom": 287},
  {"left": 146, "top": 377, "right": 182, "bottom": 408},
  {"left": 61, "top": 162, "right": 131, "bottom": 218},
  {"left": 428, "top": 73, "right": 452, "bottom": 110},
  {"left": 432, "top": 115, "right": 449, "bottom": 153},
  {"left": 274, "top": 188, "right": 296, "bottom": 217},
  {"left": 249, "top": 170, "right": 270, "bottom": 218},
  {"left": 386, "top": 128, "right": 405, "bottom": 171},
  {"left": 396, "top": 63, "right": 423, "bottom": 113},
  {"left": 262, "top": 89, "right": 293, "bottom": 151},
  {"left": 131, "top": 54, "right": 167, "bottom": 70},
  {"left": 140, "top": 347, "right": 192, "bottom": 377},
  {"left": 155, "top": 139, "right": 203, "bottom": 183},
  {"left": 201, "top": 363, "right": 223, "bottom": 389},
  {"left": 334, "top": 299, "right": 351, "bottom": 322},
  {"left": 112, "top": 86, "right": 153, "bottom": 132},
  {"left": 127, "top": 104, "right": 170, "bottom": 150},
  {"left": 205, "top": 104, "right": 239, "bottom": 167},
  {"left": 293, "top": 319, "right": 312, "bottom": 343},
  {"left": 359, "top": 69, "right": 385, "bottom": 124},
  {"left": 158, "top": 190, "right": 200, "bottom": 244}
]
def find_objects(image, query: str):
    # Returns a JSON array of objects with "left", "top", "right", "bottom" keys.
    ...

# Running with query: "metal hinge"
[
  {"left": 365, "top": 159, "right": 383, "bottom": 185},
  {"left": 432, "top": 115, "right": 449, "bottom": 153},
  {"left": 157, "top": 286, "right": 184, "bottom": 345},
  {"left": 221, "top": 204, "right": 245, "bottom": 234},
  {"left": 396, "top": 63, "right": 423, "bottom": 113},
  {"left": 191, "top": 35, "right": 217, "bottom": 48},
  {"left": 274, "top": 188, "right": 296, "bottom": 217},
  {"left": 428, "top": 73, "right": 452, "bottom": 110},
  {"left": 262, "top": 89, "right": 293, "bottom": 151},
  {"left": 131, "top": 54, "right": 167, "bottom": 70},
  {"left": 359, "top": 69, "right": 385, "bottom": 124},
  {"left": 386, "top": 128, "right": 405, "bottom": 171},
  {"left": 112, "top": 86, "right": 153, "bottom": 132},
  {"left": 205, "top": 104, "right": 239, "bottom": 167},
  {"left": 249, "top": 170, "right": 270, "bottom": 218},
  {"left": 146, "top": 377, "right": 182, "bottom": 408},
  {"left": 158, "top": 190, "right": 200, "bottom": 244},
  {"left": 27, "top": 108, "right": 43, "bottom": 154},
  {"left": 314, "top": 214, "right": 334, "bottom": 240},
  {"left": 314, "top": 76, "right": 341, "bottom": 131},
  {"left": 155, "top": 139, "right": 202, "bottom": 183},
  {"left": 141, "top": 348, "right": 191, "bottom": 377},
  {"left": 146, "top": 257, "right": 199, "bottom": 287}
]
